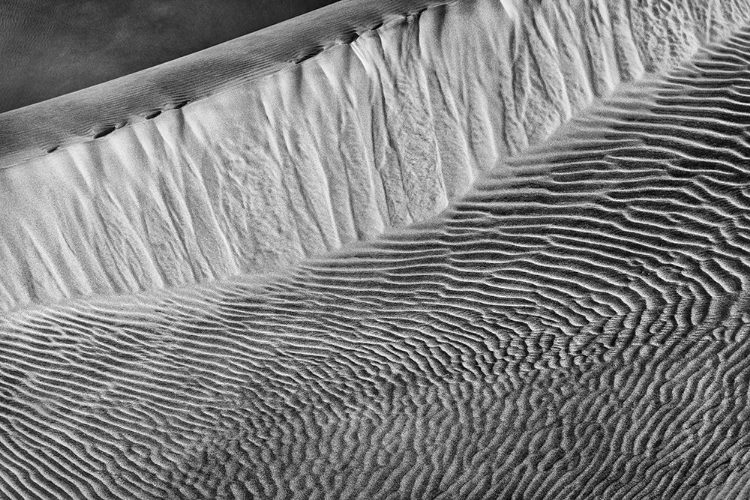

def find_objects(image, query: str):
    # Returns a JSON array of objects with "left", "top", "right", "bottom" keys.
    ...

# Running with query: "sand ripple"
[{"left": 3, "top": 0, "right": 750, "bottom": 499}]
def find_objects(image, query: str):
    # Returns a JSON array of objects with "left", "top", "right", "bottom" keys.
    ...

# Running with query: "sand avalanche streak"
[{"left": 4, "top": 0, "right": 750, "bottom": 499}]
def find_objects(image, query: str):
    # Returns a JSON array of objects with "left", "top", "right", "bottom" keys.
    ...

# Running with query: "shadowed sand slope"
[
  {"left": 5, "top": 0, "right": 750, "bottom": 499},
  {"left": 0, "top": 0, "right": 341, "bottom": 113},
  {"left": 2, "top": 0, "right": 750, "bottom": 312}
]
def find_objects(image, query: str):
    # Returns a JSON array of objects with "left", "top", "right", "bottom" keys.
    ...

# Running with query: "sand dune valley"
[{"left": 4, "top": 0, "right": 750, "bottom": 498}]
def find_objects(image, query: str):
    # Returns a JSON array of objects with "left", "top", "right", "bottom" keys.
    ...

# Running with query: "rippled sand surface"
[{"left": 3, "top": 0, "right": 750, "bottom": 498}]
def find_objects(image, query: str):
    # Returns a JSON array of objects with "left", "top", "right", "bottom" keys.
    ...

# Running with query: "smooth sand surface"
[
  {"left": 4, "top": 0, "right": 750, "bottom": 498},
  {"left": 0, "top": 0, "right": 341, "bottom": 113}
]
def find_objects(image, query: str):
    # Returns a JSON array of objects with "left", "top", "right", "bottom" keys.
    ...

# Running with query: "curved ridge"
[
  {"left": 2, "top": 0, "right": 750, "bottom": 313},
  {"left": 0, "top": 0, "right": 458, "bottom": 168}
]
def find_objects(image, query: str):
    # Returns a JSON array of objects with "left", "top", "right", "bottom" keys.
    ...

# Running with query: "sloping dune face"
[
  {"left": 5, "top": 0, "right": 750, "bottom": 499},
  {"left": 3, "top": 0, "right": 749, "bottom": 311}
]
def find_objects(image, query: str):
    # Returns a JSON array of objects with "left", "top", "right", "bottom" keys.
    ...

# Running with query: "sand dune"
[
  {"left": 4, "top": 0, "right": 750, "bottom": 498},
  {"left": 2, "top": 0, "right": 749, "bottom": 312}
]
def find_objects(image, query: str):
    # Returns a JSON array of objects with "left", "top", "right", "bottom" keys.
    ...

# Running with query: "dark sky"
[{"left": 0, "top": 0, "right": 340, "bottom": 113}]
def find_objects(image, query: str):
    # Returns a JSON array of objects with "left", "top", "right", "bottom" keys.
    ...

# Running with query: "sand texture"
[{"left": 3, "top": 0, "right": 750, "bottom": 498}]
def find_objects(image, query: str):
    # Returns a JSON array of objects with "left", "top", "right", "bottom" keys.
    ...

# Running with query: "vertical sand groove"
[{"left": 2, "top": 0, "right": 749, "bottom": 312}]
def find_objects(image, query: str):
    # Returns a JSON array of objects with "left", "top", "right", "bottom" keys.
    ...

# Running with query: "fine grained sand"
[{"left": 4, "top": 0, "right": 750, "bottom": 498}]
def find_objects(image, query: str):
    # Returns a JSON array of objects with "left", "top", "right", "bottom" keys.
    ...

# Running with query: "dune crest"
[{"left": 1, "top": 0, "right": 748, "bottom": 312}]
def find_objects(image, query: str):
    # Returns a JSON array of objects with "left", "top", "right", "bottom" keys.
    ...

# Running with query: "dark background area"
[{"left": 0, "top": 0, "right": 340, "bottom": 113}]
